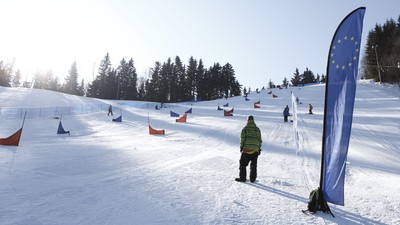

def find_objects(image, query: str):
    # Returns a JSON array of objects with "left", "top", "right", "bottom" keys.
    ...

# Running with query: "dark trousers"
[
  {"left": 284, "top": 115, "right": 288, "bottom": 122},
  {"left": 239, "top": 153, "right": 258, "bottom": 181}
]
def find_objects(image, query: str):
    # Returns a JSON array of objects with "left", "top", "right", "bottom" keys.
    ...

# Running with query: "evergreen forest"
[{"left": 1, "top": 15, "right": 399, "bottom": 100}]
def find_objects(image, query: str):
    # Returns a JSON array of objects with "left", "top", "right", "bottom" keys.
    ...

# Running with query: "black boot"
[{"left": 235, "top": 177, "right": 246, "bottom": 182}]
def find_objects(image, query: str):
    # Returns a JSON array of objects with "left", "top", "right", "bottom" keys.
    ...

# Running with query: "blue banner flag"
[{"left": 321, "top": 7, "right": 366, "bottom": 206}]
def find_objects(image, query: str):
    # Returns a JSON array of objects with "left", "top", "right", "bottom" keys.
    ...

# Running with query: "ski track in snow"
[{"left": 0, "top": 81, "right": 399, "bottom": 225}]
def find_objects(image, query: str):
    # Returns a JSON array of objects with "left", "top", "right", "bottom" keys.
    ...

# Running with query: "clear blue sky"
[{"left": 1, "top": 0, "right": 399, "bottom": 89}]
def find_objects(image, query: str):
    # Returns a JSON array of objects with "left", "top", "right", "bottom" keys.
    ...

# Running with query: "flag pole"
[{"left": 21, "top": 111, "right": 27, "bottom": 128}]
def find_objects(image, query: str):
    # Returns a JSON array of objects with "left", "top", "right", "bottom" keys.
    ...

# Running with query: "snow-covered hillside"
[{"left": 0, "top": 81, "right": 399, "bottom": 225}]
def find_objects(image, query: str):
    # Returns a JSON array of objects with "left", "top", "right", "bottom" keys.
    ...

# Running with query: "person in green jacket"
[{"left": 235, "top": 115, "right": 262, "bottom": 183}]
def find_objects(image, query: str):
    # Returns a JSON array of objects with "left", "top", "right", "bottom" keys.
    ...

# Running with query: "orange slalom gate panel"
[
  {"left": 224, "top": 110, "right": 233, "bottom": 116},
  {"left": 0, "top": 128, "right": 22, "bottom": 146},
  {"left": 149, "top": 125, "right": 165, "bottom": 135},
  {"left": 176, "top": 114, "right": 187, "bottom": 122}
]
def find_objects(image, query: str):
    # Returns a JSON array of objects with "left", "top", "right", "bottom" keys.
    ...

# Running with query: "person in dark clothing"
[
  {"left": 108, "top": 105, "right": 113, "bottom": 116},
  {"left": 283, "top": 105, "right": 290, "bottom": 122},
  {"left": 309, "top": 104, "right": 313, "bottom": 114},
  {"left": 235, "top": 115, "right": 262, "bottom": 183}
]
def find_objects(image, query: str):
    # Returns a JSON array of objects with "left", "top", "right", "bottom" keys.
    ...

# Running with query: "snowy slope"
[{"left": 0, "top": 81, "right": 399, "bottom": 225}]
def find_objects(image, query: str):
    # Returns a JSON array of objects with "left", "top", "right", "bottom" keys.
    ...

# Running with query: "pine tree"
[
  {"left": 291, "top": 68, "right": 302, "bottom": 86},
  {"left": 222, "top": 63, "right": 240, "bottom": 97},
  {"left": 0, "top": 61, "right": 12, "bottom": 87},
  {"left": 33, "top": 70, "right": 52, "bottom": 90},
  {"left": 316, "top": 74, "right": 321, "bottom": 83},
  {"left": 230, "top": 80, "right": 242, "bottom": 96},
  {"left": 63, "top": 61, "right": 79, "bottom": 95},
  {"left": 159, "top": 58, "right": 173, "bottom": 102},
  {"left": 302, "top": 68, "right": 316, "bottom": 84},
  {"left": 320, "top": 74, "right": 326, "bottom": 83},
  {"left": 117, "top": 58, "right": 138, "bottom": 100},
  {"left": 196, "top": 59, "right": 205, "bottom": 100},
  {"left": 48, "top": 75, "right": 60, "bottom": 91},
  {"left": 209, "top": 63, "right": 222, "bottom": 99},
  {"left": 282, "top": 77, "right": 289, "bottom": 88},
  {"left": 137, "top": 77, "right": 147, "bottom": 100},
  {"left": 198, "top": 68, "right": 211, "bottom": 100},
  {"left": 363, "top": 16, "right": 400, "bottom": 83},
  {"left": 186, "top": 56, "right": 197, "bottom": 100},
  {"left": 12, "top": 69, "right": 22, "bottom": 87},
  {"left": 268, "top": 79, "right": 274, "bottom": 89},
  {"left": 77, "top": 79, "right": 85, "bottom": 96},
  {"left": 126, "top": 58, "right": 138, "bottom": 99},
  {"left": 104, "top": 68, "right": 118, "bottom": 99},
  {"left": 146, "top": 62, "right": 162, "bottom": 102},
  {"left": 87, "top": 53, "right": 113, "bottom": 99},
  {"left": 173, "top": 56, "right": 186, "bottom": 102}
]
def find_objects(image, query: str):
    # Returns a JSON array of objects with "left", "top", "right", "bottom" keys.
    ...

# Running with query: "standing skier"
[
  {"left": 309, "top": 104, "right": 313, "bottom": 114},
  {"left": 283, "top": 105, "right": 290, "bottom": 122},
  {"left": 236, "top": 115, "right": 262, "bottom": 183},
  {"left": 108, "top": 105, "right": 113, "bottom": 116}
]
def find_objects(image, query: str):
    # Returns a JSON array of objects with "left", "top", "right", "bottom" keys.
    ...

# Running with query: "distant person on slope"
[
  {"left": 235, "top": 115, "right": 262, "bottom": 183},
  {"left": 309, "top": 104, "right": 313, "bottom": 114},
  {"left": 283, "top": 105, "right": 290, "bottom": 122},
  {"left": 108, "top": 105, "right": 113, "bottom": 116}
]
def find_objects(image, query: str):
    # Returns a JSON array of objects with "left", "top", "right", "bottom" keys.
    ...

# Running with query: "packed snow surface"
[{"left": 0, "top": 81, "right": 399, "bottom": 225}]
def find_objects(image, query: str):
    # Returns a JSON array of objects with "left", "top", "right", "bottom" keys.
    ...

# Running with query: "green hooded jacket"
[{"left": 240, "top": 120, "right": 262, "bottom": 154}]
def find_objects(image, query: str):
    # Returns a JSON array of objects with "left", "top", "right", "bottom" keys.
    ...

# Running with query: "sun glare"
[{"left": 2, "top": 1, "right": 106, "bottom": 82}]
